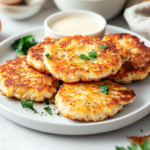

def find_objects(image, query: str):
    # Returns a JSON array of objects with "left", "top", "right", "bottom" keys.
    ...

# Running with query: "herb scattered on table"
[
  {"left": 20, "top": 99, "right": 37, "bottom": 113},
  {"left": 99, "top": 83, "right": 109, "bottom": 95},
  {"left": 12, "top": 35, "right": 38, "bottom": 57},
  {"left": 44, "top": 106, "right": 52, "bottom": 115},
  {"left": 116, "top": 138, "right": 150, "bottom": 150}
]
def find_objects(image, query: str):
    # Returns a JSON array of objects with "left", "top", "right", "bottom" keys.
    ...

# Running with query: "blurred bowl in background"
[
  {"left": 54, "top": 0, "right": 127, "bottom": 20},
  {"left": 0, "top": 0, "right": 46, "bottom": 20}
]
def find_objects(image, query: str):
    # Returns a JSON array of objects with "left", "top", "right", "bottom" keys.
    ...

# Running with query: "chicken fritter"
[
  {"left": 27, "top": 37, "right": 59, "bottom": 74},
  {"left": 44, "top": 35, "right": 123, "bottom": 83},
  {"left": 55, "top": 80, "right": 136, "bottom": 121},
  {"left": 0, "top": 55, "right": 59, "bottom": 101},
  {"left": 103, "top": 33, "right": 150, "bottom": 83}
]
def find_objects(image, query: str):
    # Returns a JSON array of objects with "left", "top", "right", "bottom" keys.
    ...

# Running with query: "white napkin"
[{"left": 124, "top": 2, "right": 150, "bottom": 40}]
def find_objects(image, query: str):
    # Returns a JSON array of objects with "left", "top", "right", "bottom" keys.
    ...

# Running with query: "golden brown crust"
[
  {"left": 103, "top": 33, "right": 150, "bottom": 83},
  {"left": 0, "top": 55, "right": 59, "bottom": 101},
  {"left": 55, "top": 80, "right": 136, "bottom": 121},
  {"left": 27, "top": 37, "right": 59, "bottom": 74},
  {"left": 44, "top": 35, "right": 122, "bottom": 83}
]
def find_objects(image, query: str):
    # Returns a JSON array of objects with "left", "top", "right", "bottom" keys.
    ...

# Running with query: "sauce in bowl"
[{"left": 49, "top": 16, "right": 101, "bottom": 35}]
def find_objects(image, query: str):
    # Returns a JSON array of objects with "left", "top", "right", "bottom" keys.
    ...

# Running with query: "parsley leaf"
[
  {"left": 88, "top": 50, "right": 97, "bottom": 60},
  {"left": 116, "top": 138, "right": 150, "bottom": 150},
  {"left": 50, "top": 102, "right": 55, "bottom": 105},
  {"left": 61, "top": 55, "right": 66, "bottom": 57},
  {"left": 57, "top": 112, "right": 60, "bottom": 115},
  {"left": 116, "top": 147, "right": 126, "bottom": 150},
  {"left": 98, "top": 45, "right": 108, "bottom": 49},
  {"left": 12, "top": 35, "right": 38, "bottom": 57},
  {"left": 142, "top": 138, "right": 150, "bottom": 150},
  {"left": 20, "top": 99, "right": 37, "bottom": 113},
  {"left": 44, "top": 106, "right": 52, "bottom": 115},
  {"left": 45, "top": 100, "right": 49, "bottom": 105},
  {"left": 45, "top": 53, "right": 52, "bottom": 59},
  {"left": 79, "top": 54, "right": 90, "bottom": 60},
  {"left": 99, "top": 83, "right": 109, "bottom": 95}
]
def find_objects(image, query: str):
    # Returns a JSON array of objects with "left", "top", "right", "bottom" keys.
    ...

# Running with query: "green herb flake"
[
  {"left": 45, "top": 53, "right": 52, "bottom": 59},
  {"left": 88, "top": 50, "right": 97, "bottom": 60},
  {"left": 44, "top": 106, "right": 52, "bottom": 115},
  {"left": 45, "top": 114, "right": 47, "bottom": 116},
  {"left": 116, "top": 138, "right": 150, "bottom": 150},
  {"left": 12, "top": 35, "right": 38, "bottom": 57},
  {"left": 20, "top": 99, "right": 37, "bottom": 113},
  {"left": 50, "top": 102, "right": 55, "bottom": 105},
  {"left": 98, "top": 46, "right": 108, "bottom": 49},
  {"left": 45, "top": 100, "right": 49, "bottom": 105},
  {"left": 61, "top": 55, "right": 66, "bottom": 57},
  {"left": 57, "top": 112, "right": 60, "bottom": 115},
  {"left": 41, "top": 112, "right": 44, "bottom": 114},
  {"left": 79, "top": 54, "right": 90, "bottom": 60},
  {"left": 99, "top": 83, "right": 109, "bottom": 95}
]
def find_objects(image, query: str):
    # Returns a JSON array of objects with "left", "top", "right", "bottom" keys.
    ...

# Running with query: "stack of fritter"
[{"left": 2, "top": 33, "right": 149, "bottom": 121}]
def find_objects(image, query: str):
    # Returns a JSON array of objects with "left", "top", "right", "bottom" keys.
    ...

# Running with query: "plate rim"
[{"left": 0, "top": 25, "right": 150, "bottom": 128}]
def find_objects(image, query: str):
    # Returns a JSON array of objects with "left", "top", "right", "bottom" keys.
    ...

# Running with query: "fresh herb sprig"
[
  {"left": 116, "top": 138, "right": 150, "bottom": 150},
  {"left": 44, "top": 106, "right": 52, "bottom": 115},
  {"left": 20, "top": 99, "right": 37, "bottom": 113},
  {"left": 88, "top": 50, "right": 97, "bottom": 60},
  {"left": 12, "top": 35, "right": 38, "bottom": 57},
  {"left": 79, "top": 50, "right": 97, "bottom": 60},
  {"left": 99, "top": 83, "right": 109, "bottom": 95},
  {"left": 79, "top": 54, "right": 90, "bottom": 60}
]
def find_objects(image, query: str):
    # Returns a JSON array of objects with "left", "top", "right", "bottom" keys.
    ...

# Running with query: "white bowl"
[
  {"left": 54, "top": 0, "right": 126, "bottom": 20},
  {"left": 0, "top": 0, "right": 46, "bottom": 20},
  {"left": 44, "top": 10, "right": 107, "bottom": 39}
]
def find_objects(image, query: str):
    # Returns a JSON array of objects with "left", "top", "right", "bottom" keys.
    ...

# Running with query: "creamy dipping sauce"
[{"left": 49, "top": 16, "right": 101, "bottom": 35}]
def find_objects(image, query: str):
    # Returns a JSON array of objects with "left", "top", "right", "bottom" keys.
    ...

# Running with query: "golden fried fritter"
[
  {"left": 27, "top": 37, "right": 59, "bottom": 74},
  {"left": 55, "top": 80, "right": 136, "bottom": 121},
  {"left": 103, "top": 33, "right": 150, "bottom": 83},
  {"left": 110, "top": 62, "right": 149, "bottom": 84},
  {"left": 0, "top": 55, "right": 59, "bottom": 101},
  {"left": 44, "top": 35, "right": 122, "bottom": 83}
]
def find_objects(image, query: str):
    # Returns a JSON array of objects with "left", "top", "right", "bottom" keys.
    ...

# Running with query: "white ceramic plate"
[{"left": 0, "top": 25, "right": 150, "bottom": 135}]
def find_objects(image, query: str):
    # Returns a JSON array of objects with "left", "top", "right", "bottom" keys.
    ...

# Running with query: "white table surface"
[{"left": 0, "top": 1, "right": 150, "bottom": 150}]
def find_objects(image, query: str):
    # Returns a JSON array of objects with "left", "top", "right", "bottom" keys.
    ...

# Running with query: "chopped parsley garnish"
[
  {"left": 50, "top": 102, "right": 55, "bottom": 105},
  {"left": 88, "top": 50, "right": 97, "bottom": 60},
  {"left": 98, "top": 46, "right": 108, "bottom": 49},
  {"left": 99, "top": 83, "right": 109, "bottom": 95},
  {"left": 45, "top": 100, "right": 49, "bottom": 105},
  {"left": 45, "top": 53, "right": 52, "bottom": 59},
  {"left": 44, "top": 106, "right": 52, "bottom": 115},
  {"left": 79, "top": 54, "right": 90, "bottom": 60},
  {"left": 61, "top": 55, "right": 66, "bottom": 57},
  {"left": 41, "top": 112, "right": 44, "bottom": 114},
  {"left": 116, "top": 138, "right": 150, "bottom": 150},
  {"left": 20, "top": 99, "right": 37, "bottom": 113},
  {"left": 56, "top": 112, "right": 60, "bottom": 115},
  {"left": 12, "top": 35, "right": 38, "bottom": 57}
]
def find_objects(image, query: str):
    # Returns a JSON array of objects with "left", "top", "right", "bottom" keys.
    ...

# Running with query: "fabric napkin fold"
[{"left": 124, "top": 1, "right": 150, "bottom": 40}]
